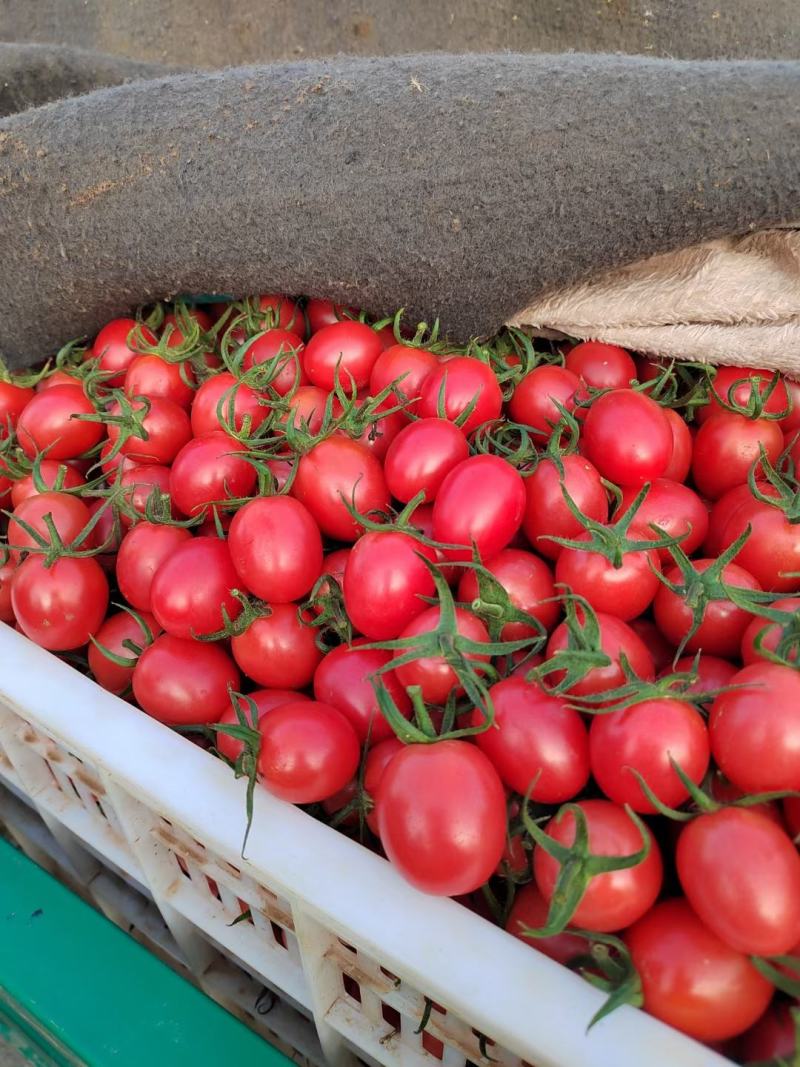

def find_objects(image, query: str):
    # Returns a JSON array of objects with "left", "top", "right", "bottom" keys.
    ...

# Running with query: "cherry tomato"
[
  {"left": 17, "top": 385, "right": 103, "bottom": 460},
  {"left": 313, "top": 640, "right": 411, "bottom": 743},
  {"left": 704, "top": 481, "right": 769, "bottom": 557},
  {"left": 363, "top": 738, "right": 404, "bottom": 834},
  {"left": 590, "top": 698, "right": 709, "bottom": 813},
  {"left": 472, "top": 677, "right": 589, "bottom": 802},
  {"left": 522, "top": 455, "right": 607, "bottom": 560},
  {"left": 698, "top": 365, "right": 790, "bottom": 424},
  {"left": 457, "top": 548, "right": 558, "bottom": 640},
  {"left": 115, "top": 522, "right": 192, "bottom": 611},
  {"left": 653, "top": 558, "right": 762, "bottom": 657},
  {"left": 720, "top": 496, "right": 800, "bottom": 593},
  {"left": 306, "top": 298, "right": 351, "bottom": 333},
  {"left": 119, "top": 465, "right": 173, "bottom": 524},
  {"left": 781, "top": 376, "right": 800, "bottom": 434},
  {"left": 12, "top": 555, "right": 109, "bottom": 650},
  {"left": 150, "top": 536, "right": 242, "bottom": 639},
  {"left": 9, "top": 461, "right": 87, "bottom": 508},
  {"left": 565, "top": 341, "right": 636, "bottom": 390},
  {"left": 231, "top": 604, "right": 323, "bottom": 689},
  {"left": 292, "top": 437, "right": 389, "bottom": 542},
  {"left": 91, "top": 318, "right": 157, "bottom": 386},
  {"left": 616, "top": 479, "right": 708, "bottom": 561},
  {"left": 741, "top": 597, "right": 800, "bottom": 664},
  {"left": 228, "top": 496, "right": 323, "bottom": 603},
  {"left": 508, "top": 365, "right": 580, "bottom": 436},
  {"left": 582, "top": 390, "right": 672, "bottom": 487},
  {"left": 256, "top": 293, "right": 304, "bottom": 336},
  {"left": 215, "top": 689, "right": 310, "bottom": 763},
  {"left": 709, "top": 662, "right": 800, "bottom": 793},
  {"left": 671, "top": 654, "right": 739, "bottom": 697},
  {"left": 383, "top": 418, "right": 469, "bottom": 503},
  {"left": 555, "top": 534, "right": 661, "bottom": 621},
  {"left": 302, "top": 321, "right": 383, "bottom": 391},
  {"left": 133, "top": 634, "right": 239, "bottom": 725},
  {"left": 190, "top": 373, "right": 268, "bottom": 437},
  {"left": 417, "top": 357, "right": 503, "bottom": 434},
  {"left": 108, "top": 396, "right": 192, "bottom": 465},
  {"left": 433, "top": 455, "right": 525, "bottom": 562},
  {"left": 677, "top": 806, "right": 800, "bottom": 956},
  {"left": 737, "top": 1000, "right": 797, "bottom": 1064},
  {"left": 343, "top": 530, "right": 436, "bottom": 640},
  {"left": 170, "top": 432, "right": 257, "bottom": 517},
  {"left": 124, "top": 354, "right": 195, "bottom": 408},
  {"left": 312, "top": 548, "right": 351, "bottom": 612},
  {"left": 625, "top": 898, "right": 772, "bottom": 1042},
  {"left": 692, "top": 413, "right": 784, "bottom": 500},
  {"left": 629, "top": 618, "right": 674, "bottom": 674},
  {"left": 662, "top": 407, "right": 693, "bottom": 483},
  {"left": 241, "top": 329, "right": 306, "bottom": 395},
  {"left": 257, "top": 700, "right": 360, "bottom": 803},
  {"left": 7, "top": 491, "right": 94, "bottom": 563},
  {"left": 88, "top": 610, "right": 160, "bottom": 695},
  {"left": 0, "top": 380, "right": 34, "bottom": 437},
  {"left": 533, "top": 799, "right": 663, "bottom": 932},
  {"left": 0, "top": 557, "right": 15, "bottom": 623},
  {"left": 505, "top": 883, "right": 586, "bottom": 966},
  {"left": 277, "top": 384, "right": 327, "bottom": 436},
  {"left": 369, "top": 344, "right": 438, "bottom": 416},
  {"left": 393, "top": 606, "right": 491, "bottom": 705},
  {"left": 545, "top": 612, "right": 655, "bottom": 698},
  {"left": 376, "top": 740, "right": 506, "bottom": 895}
]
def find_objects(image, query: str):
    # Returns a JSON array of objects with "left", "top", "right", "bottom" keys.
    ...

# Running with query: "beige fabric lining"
[{"left": 508, "top": 230, "right": 800, "bottom": 376}]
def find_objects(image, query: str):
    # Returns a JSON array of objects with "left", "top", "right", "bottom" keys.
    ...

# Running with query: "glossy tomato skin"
[
  {"left": 216, "top": 689, "right": 310, "bottom": 762},
  {"left": 363, "top": 738, "right": 404, "bottom": 834},
  {"left": 377, "top": 741, "right": 506, "bottom": 895},
  {"left": 625, "top": 898, "right": 773, "bottom": 1042},
  {"left": 741, "top": 597, "right": 800, "bottom": 664},
  {"left": 0, "top": 558, "right": 15, "bottom": 623},
  {"left": 590, "top": 698, "right": 710, "bottom": 813},
  {"left": 91, "top": 318, "right": 157, "bottom": 386},
  {"left": 241, "top": 329, "right": 306, "bottom": 395},
  {"left": 228, "top": 496, "right": 323, "bottom": 603},
  {"left": 256, "top": 293, "right": 304, "bottom": 336},
  {"left": 150, "top": 537, "right": 242, "bottom": 639},
  {"left": 0, "top": 380, "right": 34, "bottom": 437},
  {"left": 565, "top": 341, "right": 636, "bottom": 390},
  {"left": 7, "top": 491, "right": 94, "bottom": 563},
  {"left": 190, "top": 373, "right": 268, "bottom": 437},
  {"left": 115, "top": 522, "right": 192, "bottom": 612},
  {"left": 343, "top": 531, "right": 436, "bottom": 640},
  {"left": 11, "top": 555, "right": 109, "bottom": 651},
  {"left": 699, "top": 364, "right": 790, "bottom": 424},
  {"left": 457, "top": 548, "right": 558, "bottom": 640},
  {"left": 124, "top": 354, "right": 196, "bottom": 408},
  {"left": 677, "top": 807, "right": 800, "bottom": 957},
  {"left": 504, "top": 882, "right": 586, "bottom": 965},
  {"left": 433, "top": 455, "right": 525, "bottom": 562},
  {"left": 703, "top": 481, "right": 771, "bottom": 557},
  {"left": 109, "top": 396, "right": 192, "bottom": 465},
  {"left": 671, "top": 654, "right": 739, "bottom": 697},
  {"left": 471, "top": 677, "right": 589, "bottom": 802},
  {"left": 9, "top": 461, "right": 86, "bottom": 507},
  {"left": 368, "top": 344, "right": 438, "bottom": 414},
  {"left": 231, "top": 604, "right": 322, "bottom": 689},
  {"left": 292, "top": 437, "right": 389, "bottom": 542},
  {"left": 508, "top": 365, "right": 580, "bottom": 436},
  {"left": 417, "top": 357, "right": 503, "bottom": 434},
  {"left": 653, "top": 559, "right": 762, "bottom": 658},
  {"left": 555, "top": 535, "right": 661, "bottom": 621},
  {"left": 616, "top": 479, "right": 708, "bottom": 561},
  {"left": 709, "top": 662, "right": 800, "bottom": 793},
  {"left": 306, "top": 298, "right": 349, "bottom": 333},
  {"left": 522, "top": 455, "right": 607, "bottom": 560},
  {"left": 312, "top": 548, "right": 351, "bottom": 612},
  {"left": 257, "top": 700, "right": 360, "bottom": 803},
  {"left": 393, "top": 606, "right": 490, "bottom": 705},
  {"left": 383, "top": 418, "right": 469, "bottom": 503},
  {"left": 170, "top": 432, "right": 257, "bottom": 517},
  {"left": 720, "top": 497, "right": 800, "bottom": 593},
  {"left": 533, "top": 799, "right": 663, "bottom": 932},
  {"left": 313, "top": 640, "right": 411, "bottom": 744},
  {"left": 545, "top": 612, "right": 655, "bottom": 698},
  {"left": 302, "top": 321, "right": 382, "bottom": 391},
  {"left": 582, "top": 390, "right": 672, "bottom": 487},
  {"left": 118, "top": 465, "right": 173, "bottom": 525},
  {"left": 17, "top": 385, "right": 103, "bottom": 461},
  {"left": 133, "top": 634, "right": 239, "bottom": 725},
  {"left": 691, "top": 413, "right": 784, "bottom": 499},
  {"left": 662, "top": 407, "right": 693, "bottom": 482},
  {"left": 88, "top": 610, "right": 159, "bottom": 695}
]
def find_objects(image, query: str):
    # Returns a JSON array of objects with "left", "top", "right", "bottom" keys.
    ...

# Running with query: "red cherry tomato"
[
  {"left": 150, "top": 536, "right": 242, "bottom": 639},
  {"left": 741, "top": 596, "right": 800, "bottom": 664},
  {"left": 0, "top": 380, "right": 34, "bottom": 438},
  {"left": 508, "top": 365, "right": 580, "bottom": 436},
  {"left": 522, "top": 455, "right": 607, "bottom": 561},
  {"left": 170, "top": 432, "right": 257, "bottom": 517},
  {"left": 11, "top": 555, "right": 109, "bottom": 651},
  {"left": 256, "top": 293, "right": 304, "bottom": 336},
  {"left": 662, "top": 407, "right": 693, "bottom": 482},
  {"left": 88, "top": 610, "right": 160, "bottom": 695},
  {"left": 376, "top": 740, "right": 506, "bottom": 895},
  {"left": 433, "top": 455, "right": 525, "bottom": 562},
  {"left": 228, "top": 496, "right": 323, "bottom": 603},
  {"left": 671, "top": 654, "right": 739, "bottom": 696},
  {"left": 692, "top": 413, "right": 784, "bottom": 500},
  {"left": 555, "top": 533, "right": 662, "bottom": 621},
  {"left": 582, "top": 390, "right": 672, "bottom": 487},
  {"left": 306, "top": 298, "right": 351, "bottom": 334},
  {"left": 504, "top": 883, "right": 586, "bottom": 966},
  {"left": 231, "top": 604, "right": 323, "bottom": 689},
  {"left": 393, "top": 606, "right": 491, "bottom": 705},
  {"left": 91, "top": 318, "right": 157, "bottom": 386},
  {"left": 124, "top": 353, "right": 195, "bottom": 408},
  {"left": 107, "top": 396, "right": 192, "bottom": 465},
  {"left": 369, "top": 344, "right": 438, "bottom": 415},
  {"left": 292, "top": 437, "right": 389, "bottom": 542},
  {"left": 190, "top": 373, "right": 268, "bottom": 437},
  {"left": 615, "top": 479, "right": 708, "bottom": 561},
  {"left": 241, "top": 329, "right": 306, "bottom": 395},
  {"left": 720, "top": 496, "right": 800, "bottom": 593},
  {"left": 343, "top": 530, "right": 436, "bottom": 640},
  {"left": 545, "top": 612, "right": 655, "bottom": 698},
  {"left": 133, "top": 634, "right": 239, "bottom": 725},
  {"left": 119, "top": 465, "right": 173, "bottom": 524},
  {"left": 115, "top": 522, "right": 192, "bottom": 612},
  {"left": 457, "top": 548, "right": 559, "bottom": 640},
  {"left": 9, "top": 460, "right": 86, "bottom": 508},
  {"left": 216, "top": 689, "right": 310, "bottom": 763},
  {"left": 363, "top": 738, "right": 404, "bottom": 834},
  {"left": 257, "top": 700, "right": 360, "bottom": 803},
  {"left": 625, "top": 898, "right": 772, "bottom": 1042},
  {"left": 417, "top": 357, "right": 503, "bottom": 434},
  {"left": 313, "top": 640, "right": 411, "bottom": 744},
  {"left": 7, "top": 491, "right": 94, "bottom": 563},
  {"left": 737, "top": 1000, "right": 797, "bottom": 1064},
  {"left": 17, "top": 385, "right": 103, "bottom": 461},
  {"left": 383, "top": 418, "right": 469, "bottom": 504},
  {"left": 302, "top": 321, "right": 383, "bottom": 391},
  {"left": 698, "top": 365, "right": 790, "bottom": 424},
  {"left": 565, "top": 341, "right": 636, "bottom": 390},
  {"left": 0, "top": 557, "right": 16, "bottom": 623}
]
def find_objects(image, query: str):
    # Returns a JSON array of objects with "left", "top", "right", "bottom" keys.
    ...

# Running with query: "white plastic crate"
[{"left": 0, "top": 621, "right": 731, "bottom": 1067}]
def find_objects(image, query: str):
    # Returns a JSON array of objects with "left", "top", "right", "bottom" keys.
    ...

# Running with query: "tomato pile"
[{"left": 2, "top": 295, "right": 800, "bottom": 1061}]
